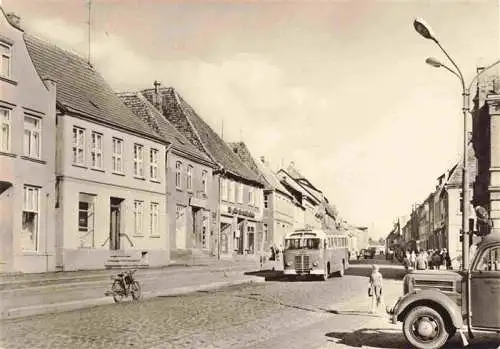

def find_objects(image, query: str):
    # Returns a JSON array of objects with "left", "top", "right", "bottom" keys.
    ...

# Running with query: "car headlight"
[
  {"left": 313, "top": 261, "right": 319, "bottom": 267},
  {"left": 286, "top": 262, "right": 292, "bottom": 267}
]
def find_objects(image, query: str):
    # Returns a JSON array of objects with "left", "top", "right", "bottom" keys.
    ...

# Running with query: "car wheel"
[{"left": 403, "top": 306, "right": 449, "bottom": 349}]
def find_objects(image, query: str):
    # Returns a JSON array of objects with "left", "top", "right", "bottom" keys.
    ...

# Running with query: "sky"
[{"left": 3, "top": 0, "right": 499, "bottom": 240}]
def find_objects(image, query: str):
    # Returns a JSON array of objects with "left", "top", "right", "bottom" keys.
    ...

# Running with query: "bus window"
[{"left": 285, "top": 238, "right": 321, "bottom": 250}]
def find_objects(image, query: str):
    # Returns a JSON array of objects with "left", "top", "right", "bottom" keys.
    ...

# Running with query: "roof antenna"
[{"left": 87, "top": 0, "right": 92, "bottom": 65}]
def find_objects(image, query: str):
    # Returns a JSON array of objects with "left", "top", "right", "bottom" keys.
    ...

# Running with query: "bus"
[{"left": 282, "top": 229, "right": 349, "bottom": 281}]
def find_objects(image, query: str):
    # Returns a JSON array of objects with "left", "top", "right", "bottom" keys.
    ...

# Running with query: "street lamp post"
[{"left": 413, "top": 17, "right": 470, "bottom": 271}]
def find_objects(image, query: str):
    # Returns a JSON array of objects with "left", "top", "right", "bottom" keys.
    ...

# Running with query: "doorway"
[{"left": 109, "top": 197, "right": 123, "bottom": 250}]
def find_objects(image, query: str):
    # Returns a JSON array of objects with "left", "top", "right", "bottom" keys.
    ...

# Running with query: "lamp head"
[
  {"left": 414, "top": 18, "right": 436, "bottom": 41},
  {"left": 425, "top": 57, "right": 443, "bottom": 68}
]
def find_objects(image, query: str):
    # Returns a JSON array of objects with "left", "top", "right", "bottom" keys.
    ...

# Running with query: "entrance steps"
[{"left": 104, "top": 252, "right": 148, "bottom": 270}]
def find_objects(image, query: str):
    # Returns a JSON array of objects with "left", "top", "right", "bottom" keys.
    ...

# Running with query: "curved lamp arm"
[{"left": 434, "top": 41, "right": 466, "bottom": 92}]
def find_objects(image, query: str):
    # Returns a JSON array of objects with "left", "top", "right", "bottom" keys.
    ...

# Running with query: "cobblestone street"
[{"left": 2, "top": 263, "right": 499, "bottom": 349}]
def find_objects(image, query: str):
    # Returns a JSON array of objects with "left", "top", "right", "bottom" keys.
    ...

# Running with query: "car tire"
[{"left": 403, "top": 306, "right": 450, "bottom": 349}]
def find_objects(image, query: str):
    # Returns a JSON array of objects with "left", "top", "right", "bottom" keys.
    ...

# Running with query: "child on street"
[{"left": 369, "top": 264, "right": 385, "bottom": 314}]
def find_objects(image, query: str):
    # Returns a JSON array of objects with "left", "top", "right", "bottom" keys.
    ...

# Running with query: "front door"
[
  {"left": 109, "top": 197, "right": 123, "bottom": 250},
  {"left": 470, "top": 244, "right": 500, "bottom": 329},
  {"left": 176, "top": 205, "right": 186, "bottom": 249}
]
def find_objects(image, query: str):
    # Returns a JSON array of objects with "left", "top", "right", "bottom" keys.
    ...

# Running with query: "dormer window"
[{"left": 0, "top": 42, "right": 11, "bottom": 78}]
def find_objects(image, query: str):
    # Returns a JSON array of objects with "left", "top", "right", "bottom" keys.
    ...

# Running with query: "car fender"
[{"left": 394, "top": 289, "right": 463, "bottom": 329}]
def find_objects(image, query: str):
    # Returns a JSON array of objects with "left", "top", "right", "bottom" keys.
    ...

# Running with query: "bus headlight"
[
  {"left": 285, "top": 262, "right": 292, "bottom": 267},
  {"left": 313, "top": 261, "right": 319, "bottom": 267}
]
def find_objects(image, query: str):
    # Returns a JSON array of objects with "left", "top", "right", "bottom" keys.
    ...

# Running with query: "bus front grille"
[{"left": 295, "top": 255, "right": 310, "bottom": 273}]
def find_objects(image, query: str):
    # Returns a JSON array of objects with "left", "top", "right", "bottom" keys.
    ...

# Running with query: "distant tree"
[
  {"left": 368, "top": 237, "right": 374, "bottom": 245},
  {"left": 378, "top": 237, "right": 385, "bottom": 245}
]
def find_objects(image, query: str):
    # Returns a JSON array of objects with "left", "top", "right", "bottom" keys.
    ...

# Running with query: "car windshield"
[{"left": 285, "top": 238, "right": 321, "bottom": 250}]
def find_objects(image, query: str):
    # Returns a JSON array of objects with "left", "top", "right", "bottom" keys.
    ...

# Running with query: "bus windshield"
[{"left": 285, "top": 238, "right": 321, "bottom": 250}]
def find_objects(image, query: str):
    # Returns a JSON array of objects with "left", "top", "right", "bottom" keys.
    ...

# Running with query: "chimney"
[
  {"left": 152, "top": 80, "right": 162, "bottom": 110},
  {"left": 6, "top": 13, "right": 21, "bottom": 29}
]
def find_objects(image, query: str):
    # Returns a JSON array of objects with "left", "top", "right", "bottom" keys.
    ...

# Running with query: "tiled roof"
[
  {"left": 24, "top": 34, "right": 161, "bottom": 140},
  {"left": 286, "top": 162, "right": 322, "bottom": 193},
  {"left": 228, "top": 142, "right": 293, "bottom": 196},
  {"left": 142, "top": 87, "right": 263, "bottom": 186},
  {"left": 117, "top": 92, "right": 213, "bottom": 164},
  {"left": 447, "top": 146, "right": 477, "bottom": 187}
]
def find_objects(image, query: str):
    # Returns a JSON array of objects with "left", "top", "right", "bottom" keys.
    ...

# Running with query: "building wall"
[
  {"left": 0, "top": 12, "right": 56, "bottom": 273},
  {"left": 446, "top": 188, "right": 462, "bottom": 266},
  {"left": 166, "top": 149, "right": 214, "bottom": 252},
  {"left": 55, "top": 114, "right": 168, "bottom": 270},
  {"left": 217, "top": 176, "right": 263, "bottom": 256},
  {"left": 264, "top": 190, "right": 294, "bottom": 248}
]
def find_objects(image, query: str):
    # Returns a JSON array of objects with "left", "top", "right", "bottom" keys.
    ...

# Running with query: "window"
[
  {"left": 228, "top": 181, "right": 235, "bottom": 202},
  {"left": 72, "top": 127, "right": 85, "bottom": 165},
  {"left": 187, "top": 165, "right": 193, "bottom": 190},
  {"left": 149, "top": 202, "right": 159, "bottom": 236},
  {"left": 24, "top": 116, "right": 41, "bottom": 159},
  {"left": 149, "top": 149, "right": 159, "bottom": 180},
  {"left": 112, "top": 138, "right": 123, "bottom": 172},
  {"left": 133, "top": 201, "right": 144, "bottom": 236},
  {"left": 22, "top": 185, "right": 39, "bottom": 251},
  {"left": 237, "top": 183, "right": 243, "bottom": 203},
  {"left": 90, "top": 132, "right": 103, "bottom": 169},
  {"left": 175, "top": 161, "right": 182, "bottom": 188},
  {"left": 78, "top": 193, "right": 95, "bottom": 248},
  {"left": 249, "top": 187, "right": 254, "bottom": 205},
  {"left": 264, "top": 194, "right": 269, "bottom": 209},
  {"left": 202, "top": 170, "right": 208, "bottom": 195},
  {"left": 0, "top": 108, "right": 10, "bottom": 152},
  {"left": 476, "top": 246, "right": 500, "bottom": 271},
  {"left": 263, "top": 223, "right": 268, "bottom": 242},
  {"left": 221, "top": 178, "right": 228, "bottom": 200},
  {"left": 133, "top": 144, "right": 144, "bottom": 177},
  {"left": 0, "top": 42, "right": 11, "bottom": 78}
]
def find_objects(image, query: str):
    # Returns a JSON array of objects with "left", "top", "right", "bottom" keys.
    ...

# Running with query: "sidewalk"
[{"left": 0, "top": 258, "right": 265, "bottom": 320}]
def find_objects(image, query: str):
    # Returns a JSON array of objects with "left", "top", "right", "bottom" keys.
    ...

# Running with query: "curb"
[{"left": 0, "top": 276, "right": 265, "bottom": 320}]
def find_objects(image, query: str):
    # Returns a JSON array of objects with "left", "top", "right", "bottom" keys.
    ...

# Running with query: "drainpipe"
[
  {"left": 215, "top": 167, "right": 225, "bottom": 261},
  {"left": 164, "top": 142, "right": 173, "bottom": 261},
  {"left": 45, "top": 193, "right": 49, "bottom": 272}
]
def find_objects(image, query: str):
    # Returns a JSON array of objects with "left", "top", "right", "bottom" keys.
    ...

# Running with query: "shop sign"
[{"left": 227, "top": 206, "right": 256, "bottom": 219}]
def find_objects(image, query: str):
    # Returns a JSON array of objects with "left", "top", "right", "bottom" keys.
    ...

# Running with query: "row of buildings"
[
  {"left": 0, "top": 8, "right": 367, "bottom": 273},
  {"left": 385, "top": 71, "right": 500, "bottom": 268}
]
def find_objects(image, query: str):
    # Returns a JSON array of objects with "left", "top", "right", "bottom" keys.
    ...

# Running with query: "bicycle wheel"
[
  {"left": 111, "top": 280, "right": 125, "bottom": 303},
  {"left": 131, "top": 281, "right": 142, "bottom": 301}
]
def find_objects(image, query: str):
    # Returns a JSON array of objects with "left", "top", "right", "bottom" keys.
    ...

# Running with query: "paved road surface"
[{"left": 1, "top": 261, "right": 498, "bottom": 349}]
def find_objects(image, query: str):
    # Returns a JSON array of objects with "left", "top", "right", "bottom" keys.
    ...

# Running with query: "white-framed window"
[
  {"left": 133, "top": 143, "right": 144, "bottom": 177},
  {"left": 221, "top": 178, "right": 228, "bottom": 201},
  {"left": 237, "top": 183, "right": 243, "bottom": 203},
  {"left": 0, "top": 107, "right": 10, "bottom": 152},
  {"left": 0, "top": 42, "right": 11, "bottom": 78},
  {"left": 133, "top": 200, "right": 144, "bottom": 236},
  {"left": 78, "top": 193, "right": 95, "bottom": 248},
  {"left": 228, "top": 181, "right": 235, "bottom": 202},
  {"left": 187, "top": 165, "right": 193, "bottom": 190},
  {"left": 149, "top": 202, "right": 159, "bottom": 236},
  {"left": 175, "top": 161, "right": 182, "bottom": 188},
  {"left": 72, "top": 127, "right": 85, "bottom": 165},
  {"left": 90, "top": 132, "right": 103, "bottom": 169},
  {"left": 22, "top": 185, "right": 39, "bottom": 251},
  {"left": 248, "top": 187, "right": 254, "bottom": 205},
  {"left": 149, "top": 148, "right": 159, "bottom": 180},
  {"left": 112, "top": 138, "right": 123, "bottom": 173},
  {"left": 202, "top": 170, "right": 208, "bottom": 195},
  {"left": 24, "top": 116, "right": 41, "bottom": 159}
]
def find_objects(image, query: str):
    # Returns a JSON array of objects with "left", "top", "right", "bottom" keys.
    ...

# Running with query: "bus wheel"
[{"left": 337, "top": 262, "right": 345, "bottom": 277}]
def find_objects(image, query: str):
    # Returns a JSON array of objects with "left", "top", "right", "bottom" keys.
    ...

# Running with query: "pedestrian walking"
[
  {"left": 416, "top": 251, "right": 428, "bottom": 270},
  {"left": 410, "top": 251, "right": 416, "bottom": 269},
  {"left": 368, "top": 265, "right": 385, "bottom": 314}
]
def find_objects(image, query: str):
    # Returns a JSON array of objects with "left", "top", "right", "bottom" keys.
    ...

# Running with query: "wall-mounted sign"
[{"left": 227, "top": 206, "right": 256, "bottom": 219}]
